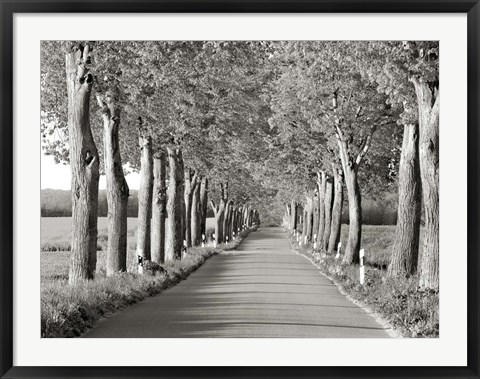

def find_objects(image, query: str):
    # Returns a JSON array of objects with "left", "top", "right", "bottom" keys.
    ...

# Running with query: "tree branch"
[{"left": 355, "top": 124, "right": 378, "bottom": 167}]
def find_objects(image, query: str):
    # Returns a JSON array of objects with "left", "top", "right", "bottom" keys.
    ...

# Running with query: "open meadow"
[
  {"left": 41, "top": 217, "right": 217, "bottom": 283},
  {"left": 41, "top": 217, "right": 413, "bottom": 283}
]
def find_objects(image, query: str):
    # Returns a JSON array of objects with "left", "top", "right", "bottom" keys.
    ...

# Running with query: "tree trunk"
[
  {"left": 305, "top": 197, "right": 313, "bottom": 241},
  {"left": 285, "top": 204, "right": 291, "bottom": 229},
  {"left": 291, "top": 200, "right": 298, "bottom": 233},
  {"left": 412, "top": 77, "right": 439, "bottom": 290},
  {"left": 236, "top": 206, "right": 243, "bottom": 234},
  {"left": 312, "top": 195, "right": 319, "bottom": 242},
  {"left": 211, "top": 202, "right": 225, "bottom": 245},
  {"left": 388, "top": 123, "right": 422, "bottom": 277},
  {"left": 317, "top": 171, "right": 326, "bottom": 248},
  {"left": 342, "top": 167, "right": 362, "bottom": 265},
  {"left": 165, "top": 147, "right": 185, "bottom": 261},
  {"left": 334, "top": 118, "right": 376, "bottom": 265},
  {"left": 328, "top": 164, "right": 344, "bottom": 254},
  {"left": 136, "top": 131, "right": 153, "bottom": 265},
  {"left": 200, "top": 177, "right": 208, "bottom": 238},
  {"left": 151, "top": 152, "right": 167, "bottom": 264},
  {"left": 183, "top": 169, "right": 197, "bottom": 248},
  {"left": 239, "top": 206, "right": 244, "bottom": 231},
  {"left": 97, "top": 90, "right": 129, "bottom": 276},
  {"left": 301, "top": 206, "right": 308, "bottom": 238},
  {"left": 323, "top": 175, "right": 334, "bottom": 251},
  {"left": 223, "top": 202, "right": 229, "bottom": 241},
  {"left": 227, "top": 202, "right": 234, "bottom": 240},
  {"left": 66, "top": 44, "right": 100, "bottom": 284},
  {"left": 191, "top": 180, "right": 202, "bottom": 246}
]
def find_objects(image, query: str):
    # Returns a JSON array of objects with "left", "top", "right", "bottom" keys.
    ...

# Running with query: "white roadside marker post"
[
  {"left": 226, "top": 236, "right": 229, "bottom": 245},
  {"left": 335, "top": 242, "right": 342, "bottom": 259},
  {"left": 359, "top": 248, "right": 365, "bottom": 285},
  {"left": 313, "top": 234, "right": 317, "bottom": 249},
  {"left": 304, "top": 235, "right": 307, "bottom": 244},
  {"left": 137, "top": 255, "right": 144, "bottom": 275},
  {"left": 202, "top": 234, "right": 205, "bottom": 248},
  {"left": 212, "top": 233, "right": 217, "bottom": 248},
  {"left": 182, "top": 240, "right": 188, "bottom": 259},
  {"left": 233, "top": 231, "right": 236, "bottom": 240}
]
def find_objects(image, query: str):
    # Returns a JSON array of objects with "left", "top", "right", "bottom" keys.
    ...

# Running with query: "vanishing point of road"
[{"left": 83, "top": 227, "right": 392, "bottom": 338}]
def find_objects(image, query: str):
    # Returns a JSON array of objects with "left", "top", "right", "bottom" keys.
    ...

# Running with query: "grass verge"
[
  {"left": 289, "top": 231, "right": 438, "bottom": 338},
  {"left": 41, "top": 227, "right": 255, "bottom": 338}
]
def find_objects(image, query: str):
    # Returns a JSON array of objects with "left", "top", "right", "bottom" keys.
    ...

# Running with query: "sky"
[{"left": 41, "top": 153, "right": 141, "bottom": 190}]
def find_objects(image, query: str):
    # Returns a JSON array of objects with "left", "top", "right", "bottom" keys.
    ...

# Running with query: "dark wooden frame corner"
[{"left": 1, "top": 1, "right": 478, "bottom": 378}]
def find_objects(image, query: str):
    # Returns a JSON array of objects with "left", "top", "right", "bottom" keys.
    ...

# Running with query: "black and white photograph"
[{"left": 40, "top": 40, "right": 439, "bottom": 339}]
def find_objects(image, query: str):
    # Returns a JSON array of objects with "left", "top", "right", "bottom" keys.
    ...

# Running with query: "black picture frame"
[{"left": 1, "top": 1, "right": 479, "bottom": 378}]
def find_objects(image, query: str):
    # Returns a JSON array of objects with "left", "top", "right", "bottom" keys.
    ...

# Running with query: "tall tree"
[
  {"left": 328, "top": 163, "right": 344, "bottom": 254},
  {"left": 136, "top": 119, "right": 153, "bottom": 266},
  {"left": 151, "top": 151, "right": 167, "bottom": 263},
  {"left": 65, "top": 43, "right": 100, "bottom": 283},
  {"left": 96, "top": 86, "right": 129, "bottom": 275},
  {"left": 165, "top": 147, "right": 185, "bottom": 261},
  {"left": 388, "top": 123, "right": 421, "bottom": 277}
]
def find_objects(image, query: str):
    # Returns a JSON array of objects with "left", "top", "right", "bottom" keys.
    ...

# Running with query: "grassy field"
[
  {"left": 338, "top": 224, "right": 425, "bottom": 269},
  {"left": 41, "top": 219, "right": 408, "bottom": 281},
  {"left": 41, "top": 217, "right": 216, "bottom": 280},
  {"left": 41, "top": 217, "right": 216, "bottom": 252}
]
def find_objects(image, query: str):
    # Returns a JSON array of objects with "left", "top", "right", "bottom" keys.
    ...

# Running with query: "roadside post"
[
  {"left": 202, "top": 234, "right": 205, "bottom": 248},
  {"left": 212, "top": 233, "right": 217, "bottom": 248},
  {"left": 137, "top": 255, "right": 144, "bottom": 275},
  {"left": 313, "top": 234, "right": 317, "bottom": 249},
  {"left": 182, "top": 240, "right": 188, "bottom": 259},
  {"left": 360, "top": 248, "right": 365, "bottom": 285},
  {"left": 335, "top": 242, "right": 342, "bottom": 259}
]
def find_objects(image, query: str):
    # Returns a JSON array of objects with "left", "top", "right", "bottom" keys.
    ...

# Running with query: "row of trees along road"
[
  {"left": 41, "top": 41, "right": 439, "bottom": 291},
  {"left": 269, "top": 41, "right": 438, "bottom": 290},
  {"left": 41, "top": 41, "right": 266, "bottom": 284}
]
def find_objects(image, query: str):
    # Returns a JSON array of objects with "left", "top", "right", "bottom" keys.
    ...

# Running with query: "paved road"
[{"left": 83, "top": 227, "right": 391, "bottom": 338}]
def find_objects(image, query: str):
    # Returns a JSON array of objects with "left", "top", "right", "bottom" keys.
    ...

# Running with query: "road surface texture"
[{"left": 83, "top": 227, "right": 391, "bottom": 338}]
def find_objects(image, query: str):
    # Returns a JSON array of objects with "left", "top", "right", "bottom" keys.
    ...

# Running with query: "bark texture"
[
  {"left": 199, "top": 177, "right": 208, "bottom": 238},
  {"left": 388, "top": 123, "right": 422, "bottom": 277},
  {"left": 301, "top": 206, "right": 308, "bottom": 239},
  {"left": 305, "top": 197, "right": 313, "bottom": 241},
  {"left": 317, "top": 171, "right": 326, "bottom": 247},
  {"left": 323, "top": 175, "right": 334, "bottom": 251},
  {"left": 151, "top": 152, "right": 167, "bottom": 264},
  {"left": 191, "top": 179, "right": 202, "bottom": 246},
  {"left": 184, "top": 169, "right": 198, "bottom": 248},
  {"left": 165, "top": 147, "right": 185, "bottom": 262},
  {"left": 97, "top": 90, "right": 129, "bottom": 276},
  {"left": 66, "top": 44, "right": 100, "bottom": 284},
  {"left": 210, "top": 183, "right": 228, "bottom": 244},
  {"left": 290, "top": 200, "right": 298, "bottom": 233},
  {"left": 335, "top": 116, "right": 377, "bottom": 265},
  {"left": 136, "top": 129, "right": 153, "bottom": 265},
  {"left": 342, "top": 167, "right": 362, "bottom": 265},
  {"left": 312, "top": 195, "right": 320, "bottom": 242},
  {"left": 328, "top": 164, "right": 344, "bottom": 254},
  {"left": 412, "top": 77, "right": 440, "bottom": 290}
]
